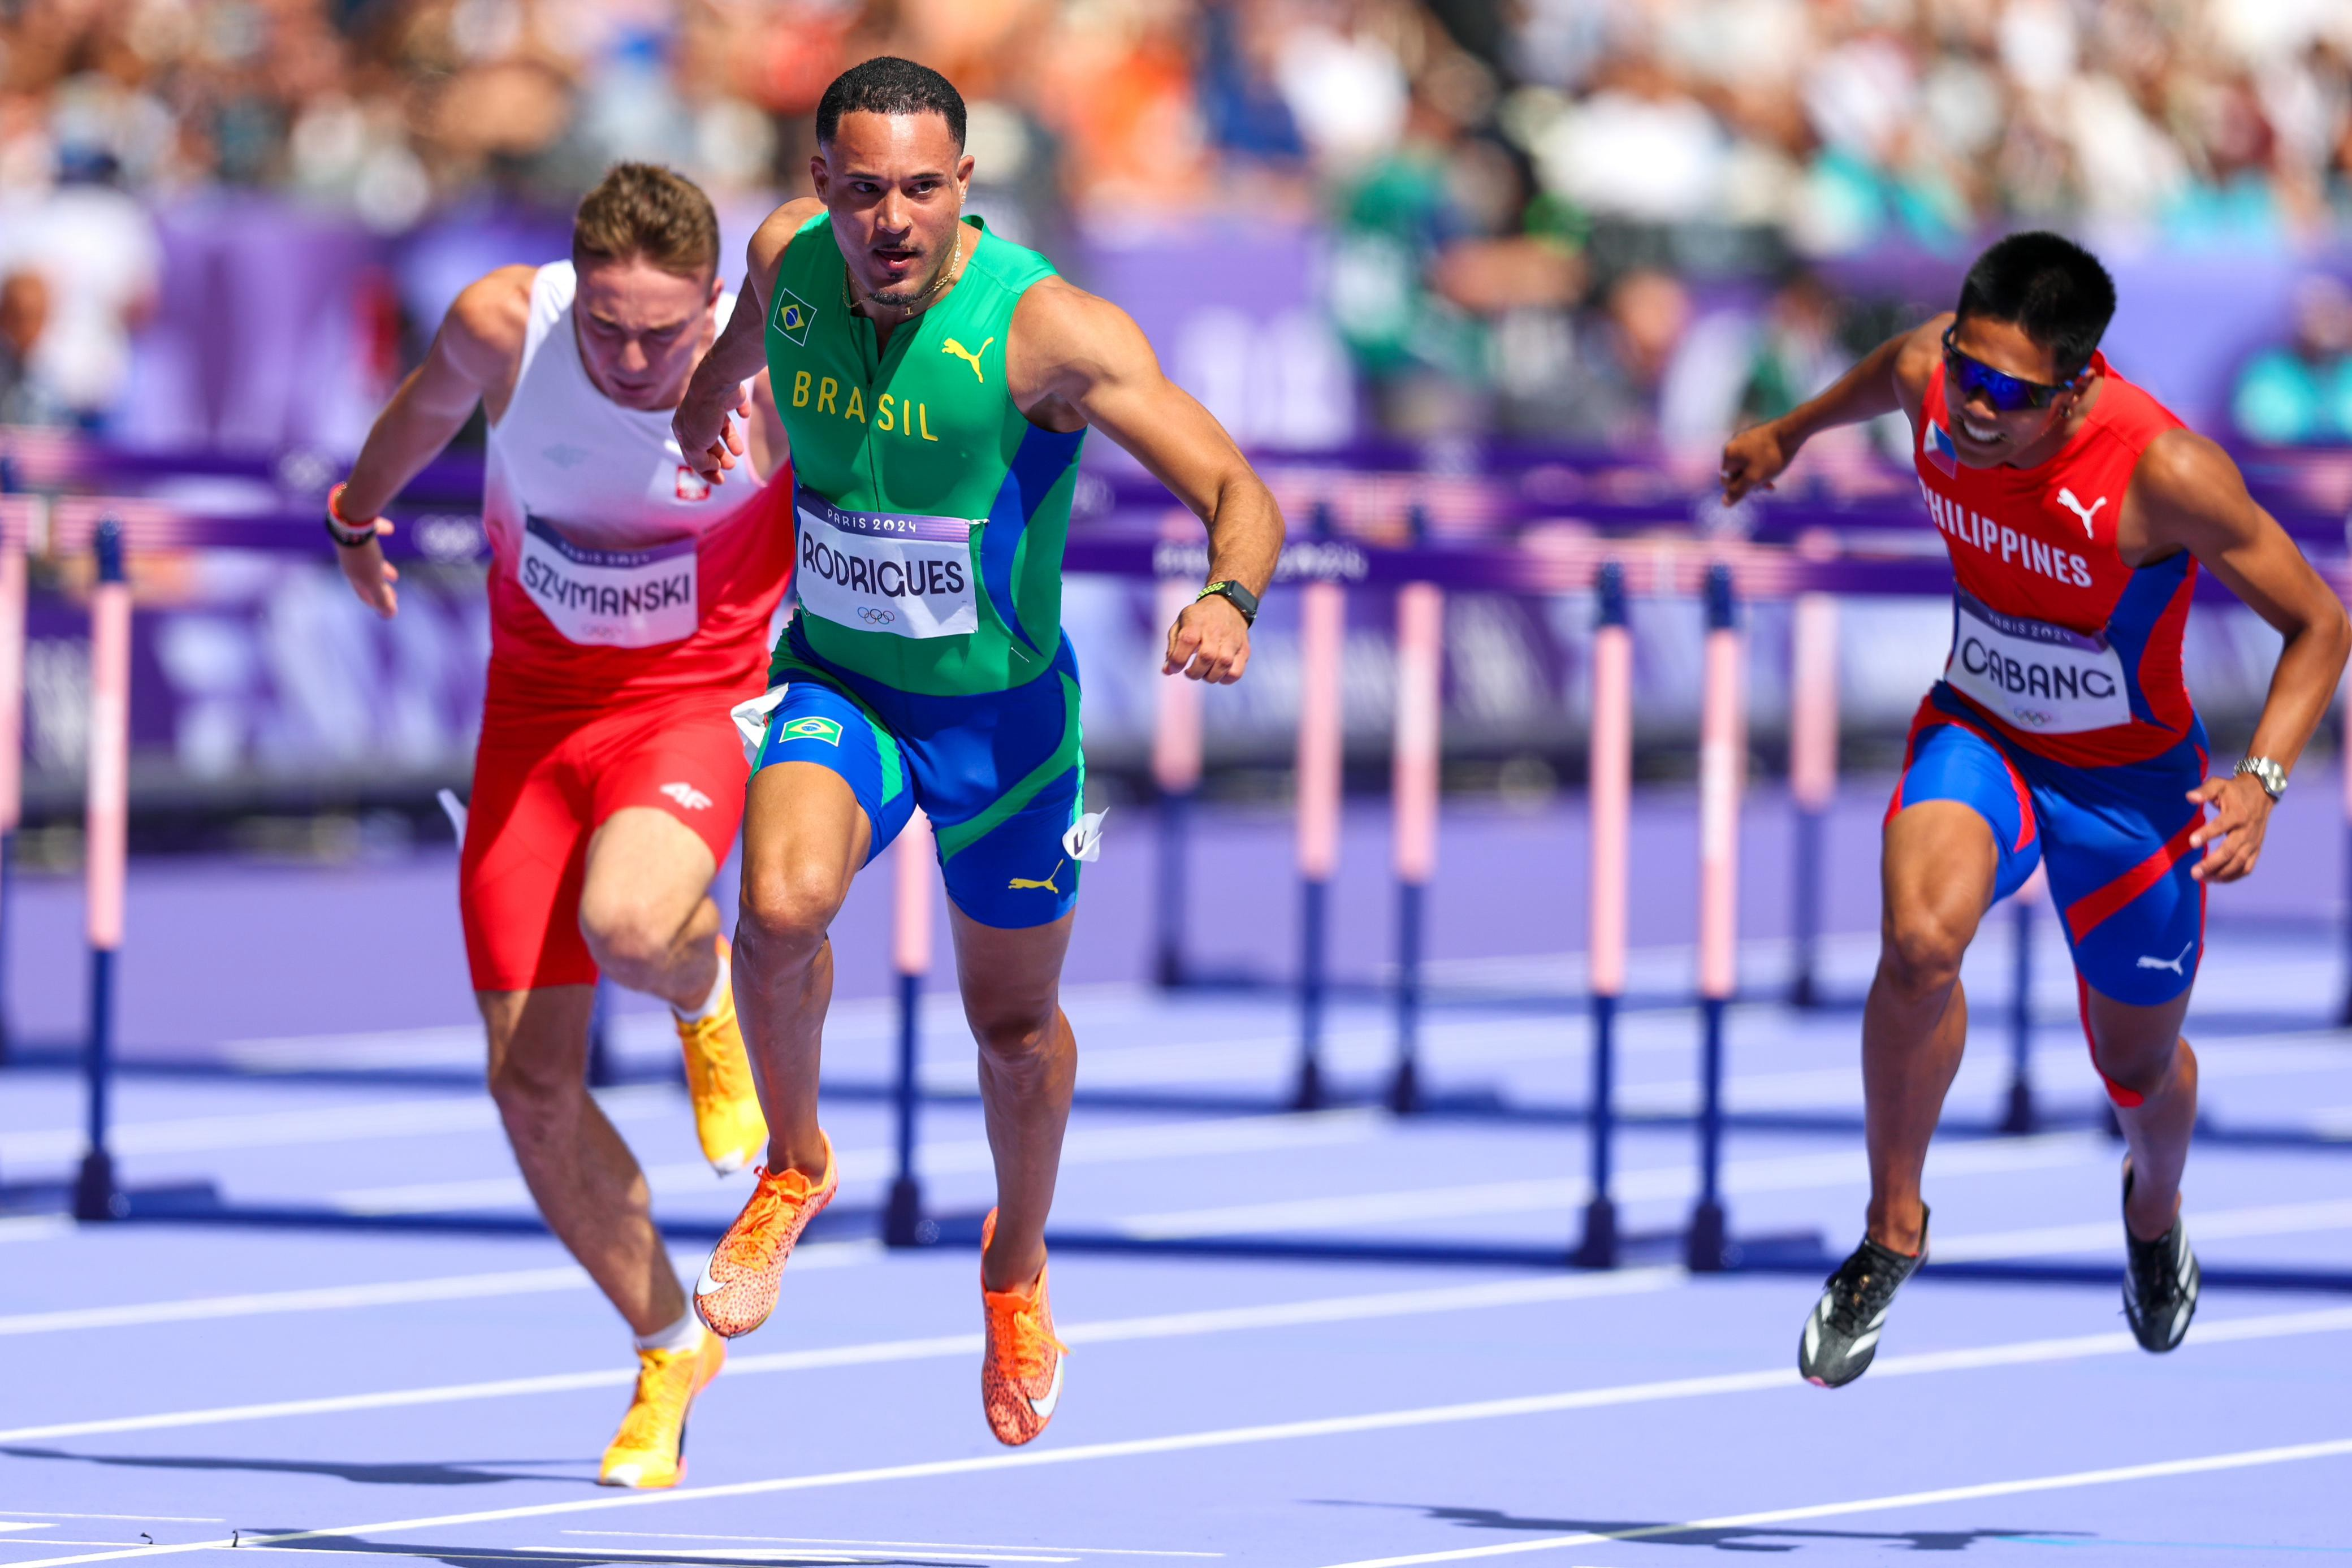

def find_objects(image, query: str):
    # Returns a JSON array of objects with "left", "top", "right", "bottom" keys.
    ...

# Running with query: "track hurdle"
[
  {"left": 1575, "top": 563, "right": 1632, "bottom": 1266},
  {"left": 2341, "top": 674, "right": 2352, "bottom": 1026},
  {"left": 1151, "top": 578, "right": 1202, "bottom": 987},
  {"left": 1685, "top": 564, "right": 1744, "bottom": 1270},
  {"left": 1385, "top": 581, "right": 1442, "bottom": 1113},
  {"left": 74, "top": 519, "right": 131, "bottom": 1222},
  {"left": 1786, "top": 586, "right": 1838, "bottom": 1007},
  {"left": 1290, "top": 577, "right": 1345, "bottom": 1110},
  {"left": 0, "top": 477, "right": 24, "bottom": 1065},
  {"left": 884, "top": 808, "right": 936, "bottom": 1247},
  {"left": 2000, "top": 870, "right": 2045, "bottom": 1134}
]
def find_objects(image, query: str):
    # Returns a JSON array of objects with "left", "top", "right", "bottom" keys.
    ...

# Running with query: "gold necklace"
[{"left": 844, "top": 226, "right": 965, "bottom": 320}]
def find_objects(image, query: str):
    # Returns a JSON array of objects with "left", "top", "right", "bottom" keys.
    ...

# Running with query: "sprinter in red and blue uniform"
[{"left": 1722, "top": 232, "right": 2349, "bottom": 1387}]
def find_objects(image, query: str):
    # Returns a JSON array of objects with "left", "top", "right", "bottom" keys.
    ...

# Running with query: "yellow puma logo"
[
  {"left": 1008, "top": 859, "right": 1064, "bottom": 894},
  {"left": 941, "top": 336, "right": 993, "bottom": 382}
]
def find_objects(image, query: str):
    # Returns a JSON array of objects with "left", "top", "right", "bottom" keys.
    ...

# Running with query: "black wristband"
[{"left": 1197, "top": 579, "right": 1259, "bottom": 626}]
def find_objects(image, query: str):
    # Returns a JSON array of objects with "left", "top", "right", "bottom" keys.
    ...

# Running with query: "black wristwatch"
[{"left": 1196, "top": 579, "right": 1259, "bottom": 626}]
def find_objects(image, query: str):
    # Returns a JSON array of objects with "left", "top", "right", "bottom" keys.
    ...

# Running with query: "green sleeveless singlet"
[{"left": 763, "top": 213, "right": 1086, "bottom": 698}]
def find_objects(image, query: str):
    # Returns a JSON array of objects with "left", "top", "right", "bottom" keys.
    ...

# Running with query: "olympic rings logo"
[
  {"left": 858, "top": 607, "right": 898, "bottom": 625},
  {"left": 2010, "top": 707, "right": 2055, "bottom": 727}
]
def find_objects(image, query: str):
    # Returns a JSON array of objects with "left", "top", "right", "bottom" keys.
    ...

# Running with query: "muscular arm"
[
  {"left": 1009, "top": 278, "right": 1284, "bottom": 683},
  {"left": 332, "top": 267, "right": 530, "bottom": 617},
  {"left": 1721, "top": 314, "right": 1948, "bottom": 504},
  {"left": 2132, "top": 431, "right": 2352, "bottom": 881},
  {"left": 677, "top": 199, "right": 823, "bottom": 483}
]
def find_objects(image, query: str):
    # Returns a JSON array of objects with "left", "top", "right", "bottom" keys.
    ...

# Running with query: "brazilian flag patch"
[
  {"left": 777, "top": 715, "right": 844, "bottom": 746},
  {"left": 773, "top": 285, "right": 816, "bottom": 347}
]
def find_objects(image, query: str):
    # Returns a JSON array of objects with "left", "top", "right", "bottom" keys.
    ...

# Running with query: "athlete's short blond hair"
[{"left": 571, "top": 163, "right": 720, "bottom": 281}]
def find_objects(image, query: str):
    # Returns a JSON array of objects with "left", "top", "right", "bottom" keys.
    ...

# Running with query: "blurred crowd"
[{"left": 2, "top": 0, "right": 2350, "bottom": 444}]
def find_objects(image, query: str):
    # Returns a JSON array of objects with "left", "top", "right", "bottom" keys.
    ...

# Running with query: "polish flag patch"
[{"left": 676, "top": 466, "right": 711, "bottom": 501}]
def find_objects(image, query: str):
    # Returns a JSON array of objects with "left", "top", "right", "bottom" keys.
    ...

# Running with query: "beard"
[{"left": 864, "top": 248, "right": 951, "bottom": 308}]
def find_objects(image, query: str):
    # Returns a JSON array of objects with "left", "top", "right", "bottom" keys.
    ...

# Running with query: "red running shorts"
[{"left": 459, "top": 690, "right": 749, "bottom": 992}]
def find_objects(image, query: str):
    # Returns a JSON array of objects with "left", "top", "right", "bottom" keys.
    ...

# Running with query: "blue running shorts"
[
  {"left": 747, "top": 621, "right": 1086, "bottom": 930},
  {"left": 1890, "top": 686, "right": 2211, "bottom": 1097}
]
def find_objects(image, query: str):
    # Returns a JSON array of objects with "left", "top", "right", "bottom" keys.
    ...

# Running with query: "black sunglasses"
[{"left": 1941, "top": 327, "right": 2083, "bottom": 414}]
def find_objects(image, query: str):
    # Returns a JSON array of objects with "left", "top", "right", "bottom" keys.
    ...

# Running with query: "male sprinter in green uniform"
[{"left": 671, "top": 57, "right": 1283, "bottom": 1445}]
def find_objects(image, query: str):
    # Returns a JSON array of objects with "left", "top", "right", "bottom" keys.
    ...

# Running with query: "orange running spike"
[
  {"left": 979, "top": 1207, "right": 1068, "bottom": 1446},
  {"left": 694, "top": 1133, "right": 838, "bottom": 1338}
]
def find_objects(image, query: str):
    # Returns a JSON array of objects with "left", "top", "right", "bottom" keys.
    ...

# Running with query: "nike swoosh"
[
  {"left": 695, "top": 1262, "right": 727, "bottom": 1300},
  {"left": 1026, "top": 1352, "right": 1065, "bottom": 1421}
]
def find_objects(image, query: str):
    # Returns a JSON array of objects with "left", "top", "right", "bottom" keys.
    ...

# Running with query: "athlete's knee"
[
  {"left": 2091, "top": 1029, "right": 2193, "bottom": 1104},
  {"left": 737, "top": 862, "right": 848, "bottom": 964},
  {"left": 967, "top": 998, "right": 1062, "bottom": 1070},
  {"left": 576, "top": 893, "right": 675, "bottom": 984},
  {"left": 485, "top": 1039, "right": 587, "bottom": 1144},
  {"left": 1879, "top": 901, "right": 1972, "bottom": 999}
]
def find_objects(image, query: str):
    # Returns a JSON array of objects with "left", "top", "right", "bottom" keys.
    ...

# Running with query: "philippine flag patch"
[{"left": 1925, "top": 418, "right": 1959, "bottom": 477}]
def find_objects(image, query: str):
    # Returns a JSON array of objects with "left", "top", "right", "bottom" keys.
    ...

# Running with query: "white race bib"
[
  {"left": 518, "top": 517, "right": 697, "bottom": 647},
  {"left": 1944, "top": 590, "right": 2132, "bottom": 734},
  {"left": 794, "top": 486, "right": 977, "bottom": 640}
]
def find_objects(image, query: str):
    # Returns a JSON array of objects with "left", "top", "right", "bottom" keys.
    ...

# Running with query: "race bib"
[
  {"left": 794, "top": 486, "right": 977, "bottom": 640},
  {"left": 1944, "top": 590, "right": 2132, "bottom": 734},
  {"left": 518, "top": 517, "right": 697, "bottom": 647}
]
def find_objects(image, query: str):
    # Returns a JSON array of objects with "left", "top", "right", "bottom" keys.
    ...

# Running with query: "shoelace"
[
  {"left": 1823, "top": 1248, "right": 1905, "bottom": 1335},
  {"left": 987, "top": 1293, "right": 1070, "bottom": 1382},
  {"left": 2126, "top": 1227, "right": 2184, "bottom": 1310},
  {"left": 718, "top": 1168, "right": 817, "bottom": 1269}
]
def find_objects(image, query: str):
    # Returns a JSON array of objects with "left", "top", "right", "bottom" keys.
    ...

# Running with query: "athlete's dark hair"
[
  {"left": 815, "top": 56, "right": 966, "bottom": 149},
  {"left": 1953, "top": 231, "right": 2117, "bottom": 379},
  {"left": 572, "top": 163, "right": 719, "bottom": 280}
]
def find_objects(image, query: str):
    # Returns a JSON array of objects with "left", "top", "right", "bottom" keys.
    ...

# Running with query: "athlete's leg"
[
  {"left": 950, "top": 908, "right": 1078, "bottom": 1291},
  {"left": 578, "top": 808, "right": 721, "bottom": 1010},
  {"left": 1865, "top": 799, "right": 2000, "bottom": 1253},
  {"left": 2083, "top": 988, "right": 2199, "bottom": 1239},
  {"left": 481, "top": 985, "right": 682, "bottom": 1335},
  {"left": 733, "top": 760, "right": 870, "bottom": 1181}
]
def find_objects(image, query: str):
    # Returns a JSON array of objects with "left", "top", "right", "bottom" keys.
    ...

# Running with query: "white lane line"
[
  {"left": 0, "top": 1268, "right": 590, "bottom": 1337},
  {"left": 0, "top": 1217, "right": 71, "bottom": 1244},
  {"left": 0, "top": 1270, "right": 1680, "bottom": 1445},
  {"left": 327, "top": 1111, "right": 1385, "bottom": 1216},
  {"left": 1934, "top": 1197, "right": 2352, "bottom": 1262},
  {"left": 1315, "top": 1435, "right": 2352, "bottom": 1567},
  {"left": 0, "top": 1089, "right": 678, "bottom": 1168},
  {"left": 0, "top": 1527, "right": 54, "bottom": 1535},
  {"left": 0, "top": 1515, "right": 224, "bottom": 1524},
  {"left": 564, "top": 1533, "right": 1217, "bottom": 1558},
  {"left": 1118, "top": 1133, "right": 2108, "bottom": 1239},
  {"left": 8, "top": 1305, "right": 2350, "bottom": 1568},
  {"left": 0, "top": 1245, "right": 879, "bottom": 1339},
  {"left": 517, "top": 1548, "right": 1074, "bottom": 1564}
]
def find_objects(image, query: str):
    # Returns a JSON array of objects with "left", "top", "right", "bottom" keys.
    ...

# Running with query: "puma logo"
[
  {"left": 1008, "top": 859, "right": 1065, "bottom": 894},
  {"left": 2056, "top": 488, "right": 2107, "bottom": 538},
  {"left": 941, "top": 336, "right": 993, "bottom": 382},
  {"left": 2135, "top": 940, "right": 2194, "bottom": 976}
]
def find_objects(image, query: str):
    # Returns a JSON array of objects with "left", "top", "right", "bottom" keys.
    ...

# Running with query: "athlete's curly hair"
[
  {"left": 816, "top": 56, "right": 966, "bottom": 149},
  {"left": 1956, "top": 232, "right": 2117, "bottom": 379},
  {"left": 572, "top": 163, "right": 720, "bottom": 281}
]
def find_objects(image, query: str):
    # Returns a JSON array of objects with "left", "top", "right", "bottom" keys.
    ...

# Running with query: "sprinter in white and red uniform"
[
  {"left": 1723, "top": 233, "right": 2350, "bottom": 1384},
  {"left": 327, "top": 165, "right": 793, "bottom": 1489}
]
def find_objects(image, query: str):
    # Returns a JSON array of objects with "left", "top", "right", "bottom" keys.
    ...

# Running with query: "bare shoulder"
[
  {"left": 2132, "top": 427, "right": 2252, "bottom": 521},
  {"left": 750, "top": 198, "right": 827, "bottom": 279},
  {"left": 446, "top": 265, "right": 534, "bottom": 359},
  {"left": 1010, "top": 276, "right": 1155, "bottom": 376},
  {"left": 1890, "top": 312, "right": 1950, "bottom": 415},
  {"left": 439, "top": 263, "right": 536, "bottom": 385}
]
